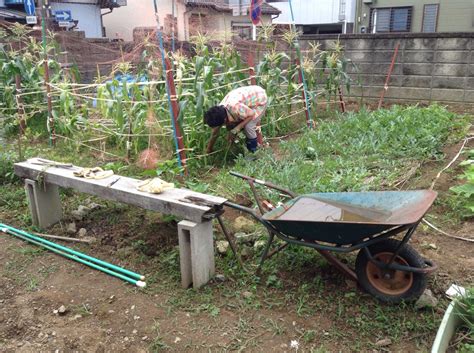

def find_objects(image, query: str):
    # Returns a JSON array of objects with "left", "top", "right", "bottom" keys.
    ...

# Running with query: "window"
[
  {"left": 369, "top": 7, "right": 412, "bottom": 33},
  {"left": 232, "top": 23, "right": 252, "bottom": 40},
  {"left": 422, "top": 4, "right": 439, "bottom": 33}
]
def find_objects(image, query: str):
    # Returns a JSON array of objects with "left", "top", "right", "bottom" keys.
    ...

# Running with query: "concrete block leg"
[
  {"left": 25, "top": 179, "right": 62, "bottom": 229},
  {"left": 178, "top": 220, "right": 215, "bottom": 289}
]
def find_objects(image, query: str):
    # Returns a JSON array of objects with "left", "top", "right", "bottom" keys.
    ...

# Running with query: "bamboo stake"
[{"left": 38, "top": 0, "right": 55, "bottom": 146}]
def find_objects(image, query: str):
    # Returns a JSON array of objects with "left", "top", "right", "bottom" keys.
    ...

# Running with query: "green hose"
[
  {"left": 0, "top": 223, "right": 144, "bottom": 281},
  {"left": 0, "top": 225, "right": 146, "bottom": 288}
]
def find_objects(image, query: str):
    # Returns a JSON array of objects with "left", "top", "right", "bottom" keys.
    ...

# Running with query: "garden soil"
[{"left": 0, "top": 139, "right": 473, "bottom": 352}]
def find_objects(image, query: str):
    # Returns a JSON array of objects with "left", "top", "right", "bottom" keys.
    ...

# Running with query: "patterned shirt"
[{"left": 220, "top": 85, "right": 268, "bottom": 122}]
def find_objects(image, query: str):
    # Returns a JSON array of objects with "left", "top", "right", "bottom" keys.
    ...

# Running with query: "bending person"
[{"left": 204, "top": 85, "right": 267, "bottom": 153}]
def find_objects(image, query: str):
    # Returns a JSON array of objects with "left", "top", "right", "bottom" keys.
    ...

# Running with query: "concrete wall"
[
  {"left": 356, "top": 0, "right": 474, "bottom": 33},
  {"left": 50, "top": 2, "right": 103, "bottom": 38},
  {"left": 300, "top": 32, "right": 474, "bottom": 104}
]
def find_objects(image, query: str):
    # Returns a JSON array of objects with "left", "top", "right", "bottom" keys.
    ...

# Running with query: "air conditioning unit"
[{"left": 363, "top": 0, "right": 373, "bottom": 3}]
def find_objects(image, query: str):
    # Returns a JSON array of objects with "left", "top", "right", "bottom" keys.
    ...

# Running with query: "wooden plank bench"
[{"left": 14, "top": 158, "right": 227, "bottom": 289}]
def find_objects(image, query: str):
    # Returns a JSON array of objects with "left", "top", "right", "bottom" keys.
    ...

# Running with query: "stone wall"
[{"left": 300, "top": 32, "right": 474, "bottom": 104}]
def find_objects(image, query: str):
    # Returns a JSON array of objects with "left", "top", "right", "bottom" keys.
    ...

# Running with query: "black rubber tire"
[{"left": 355, "top": 239, "right": 428, "bottom": 304}]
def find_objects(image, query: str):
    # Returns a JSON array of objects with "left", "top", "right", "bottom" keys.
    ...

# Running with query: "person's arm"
[
  {"left": 206, "top": 126, "right": 221, "bottom": 154},
  {"left": 230, "top": 115, "right": 254, "bottom": 135}
]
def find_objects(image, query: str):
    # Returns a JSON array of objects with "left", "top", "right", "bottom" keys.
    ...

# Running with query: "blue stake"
[
  {"left": 288, "top": 0, "right": 314, "bottom": 128},
  {"left": 152, "top": 0, "right": 183, "bottom": 172}
]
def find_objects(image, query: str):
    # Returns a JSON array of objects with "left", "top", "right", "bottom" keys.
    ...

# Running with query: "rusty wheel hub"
[{"left": 366, "top": 252, "right": 413, "bottom": 296}]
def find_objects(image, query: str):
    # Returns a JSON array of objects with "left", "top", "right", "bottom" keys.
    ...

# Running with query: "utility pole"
[{"left": 38, "top": 0, "right": 55, "bottom": 146}]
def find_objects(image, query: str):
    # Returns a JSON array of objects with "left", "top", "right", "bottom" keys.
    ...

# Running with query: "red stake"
[
  {"left": 338, "top": 87, "right": 346, "bottom": 113},
  {"left": 378, "top": 43, "right": 400, "bottom": 109}
]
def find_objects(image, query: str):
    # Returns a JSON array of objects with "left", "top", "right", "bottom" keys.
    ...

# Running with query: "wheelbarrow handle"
[{"left": 229, "top": 171, "right": 297, "bottom": 198}]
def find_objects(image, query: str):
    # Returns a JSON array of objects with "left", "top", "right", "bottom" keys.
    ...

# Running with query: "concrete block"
[
  {"left": 357, "top": 63, "right": 403, "bottom": 75},
  {"left": 373, "top": 38, "right": 399, "bottom": 50},
  {"left": 469, "top": 65, "right": 474, "bottom": 77},
  {"left": 466, "top": 78, "right": 474, "bottom": 90},
  {"left": 404, "top": 38, "right": 436, "bottom": 50},
  {"left": 25, "top": 179, "right": 62, "bottom": 229},
  {"left": 384, "top": 87, "right": 431, "bottom": 101},
  {"left": 403, "top": 51, "right": 435, "bottom": 63},
  {"left": 464, "top": 90, "right": 474, "bottom": 103},
  {"left": 434, "top": 51, "right": 470, "bottom": 64},
  {"left": 432, "top": 76, "right": 466, "bottom": 89},
  {"left": 369, "top": 74, "right": 402, "bottom": 86},
  {"left": 344, "top": 38, "right": 374, "bottom": 50},
  {"left": 178, "top": 220, "right": 215, "bottom": 289},
  {"left": 345, "top": 50, "right": 371, "bottom": 62},
  {"left": 431, "top": 89, "right": 465, "bottom": 102},
  {"left": 436, "top": 38, "right": 470, "bottom": 50},
  {"left": 403, "top": 63, "right": 434, "bottom": 76},
  {"left": 373, "top": 50, "right": 400, "bottom": 63},
  {"left": 401, "top": 76, "right": 432, "bottom": 88},
  {"left": 433, "top": 64, "right": 467, "bottom": 76}
]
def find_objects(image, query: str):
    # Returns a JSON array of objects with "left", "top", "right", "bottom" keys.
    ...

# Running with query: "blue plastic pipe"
[
  {"left": 1, "top": 227, "right": 146, "bottom": 287},
  {"left": 0, "top": 223, "right": 145, "bottom": 281}
]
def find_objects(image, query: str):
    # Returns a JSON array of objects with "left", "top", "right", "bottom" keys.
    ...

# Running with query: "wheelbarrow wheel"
[{"left": 355, "top": 239, "right": 427, "bottom": 303}]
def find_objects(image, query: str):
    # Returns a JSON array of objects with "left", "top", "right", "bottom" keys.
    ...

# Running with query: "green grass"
[{"left": 211, "top": 104, "right": 470, "bottom": 199}]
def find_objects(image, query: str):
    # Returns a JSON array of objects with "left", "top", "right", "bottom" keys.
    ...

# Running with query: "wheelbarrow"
[{"left": 217, "top": 172, "right": 438, "bottom": 303}]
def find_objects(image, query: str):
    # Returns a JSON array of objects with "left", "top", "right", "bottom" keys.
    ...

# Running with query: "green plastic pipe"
[
  {"left": 0, "top": 223, "right": 144, "bottom": 281},
  {"left": 1, "top": 227, "right": 146, "bottom": 288}
]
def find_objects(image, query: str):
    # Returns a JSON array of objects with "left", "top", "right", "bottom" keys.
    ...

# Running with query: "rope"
[{"left": 430, "top": 136, "right": 473, "bottom": 190}]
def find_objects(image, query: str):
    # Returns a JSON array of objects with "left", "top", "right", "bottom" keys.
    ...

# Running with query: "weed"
[
  {"left": 450, "top": 149, "right": 474, "bottom": 217},
  {"left": 71, "top": 303, "right": 92, "bottom": 316},
  {"left": 302, "top": 329, "right": 317, "bottom": 343},
  {"left": 264, "top": 318, "right": 286, "bottom": 336},
  {"left": 26, "top": 276, "right": 39, "bottom": 291},
  {"left": 213, "top": 105, "right": 470, "bottom": 200}
]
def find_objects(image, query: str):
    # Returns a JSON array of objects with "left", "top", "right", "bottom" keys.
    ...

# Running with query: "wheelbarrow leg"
[
  {"left": 317, "top": 249, "right": 358, "bottom": 283},
  {"left": 216, "top": 215, "right": 245, "bottom": 269},
  {"left": 257, "top": 231, "right": 276, "bottom": 276}
]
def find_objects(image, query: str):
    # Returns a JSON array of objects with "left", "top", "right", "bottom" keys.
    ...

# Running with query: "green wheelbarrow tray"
[
  {"left": 262, "top": 190, "right": 438, "bottom": 246},
  {"left": 219, "top": 172, "right": 439, "bottom": 304}
]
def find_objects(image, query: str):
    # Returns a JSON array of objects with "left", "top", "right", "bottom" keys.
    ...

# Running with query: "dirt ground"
[{"left": 0, "top": 138, "right": 473, "bottom": 352}]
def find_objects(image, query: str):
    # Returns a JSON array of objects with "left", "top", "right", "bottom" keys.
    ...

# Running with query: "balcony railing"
[{"left": 5, "top": 0, "right": 25, "bottom": 5}]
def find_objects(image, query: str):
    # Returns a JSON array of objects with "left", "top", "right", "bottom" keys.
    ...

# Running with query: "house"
[
  {"left": 103, "top": 0, "right": 281, "bottom": 42},
  {"left": 0, "top": 0, "right": 126, "bottom": 38},
  {"left": 267, "top": 0, "right": 357, "bottom": 34},
  {"left": 355, "top": 0, "right": 474, "bottom": 34}
]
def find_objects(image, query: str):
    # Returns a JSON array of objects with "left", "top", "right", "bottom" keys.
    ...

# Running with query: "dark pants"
[{"left": 246, "top": 138, "right": 258, "bottom": 153}]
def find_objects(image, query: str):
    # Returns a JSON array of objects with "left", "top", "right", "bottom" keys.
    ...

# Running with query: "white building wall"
[
  {"left": 103, "top": 0, "right": 158, "bottom": 41},
  {"left": 271, "top": 0, "right": 356, "bottom": 25},
  {"left": 50, "top": 2, "right": 102, "bottom": 38},
  {"left": 0, "top": 0, "right": 5, "bottom": 7},
  {"left": 104, "top": 0, "right": 273, "bottom": 42}
]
